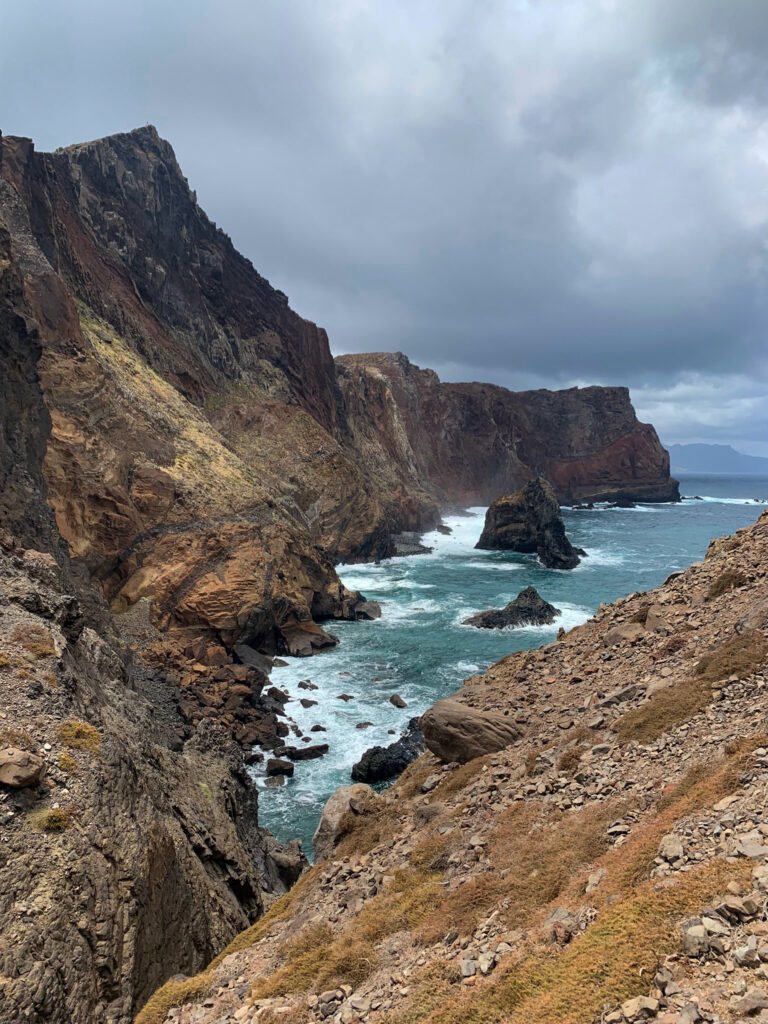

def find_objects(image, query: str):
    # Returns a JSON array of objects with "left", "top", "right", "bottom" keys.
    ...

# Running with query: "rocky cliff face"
[{"left": 337, "top": 352, "right": 678, "bottom": 506}]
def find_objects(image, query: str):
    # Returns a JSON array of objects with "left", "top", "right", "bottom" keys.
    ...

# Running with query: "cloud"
[{"left": 1, "top": 0, "right": 767, "bottom": 449}]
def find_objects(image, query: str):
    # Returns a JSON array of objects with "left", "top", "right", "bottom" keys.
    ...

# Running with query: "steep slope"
[
  {"left": 0, "top": 204, "right": 300, "bottom": 1024},
  {"left": 147, "top": 512, "right": 768, "bottom": 1024}
]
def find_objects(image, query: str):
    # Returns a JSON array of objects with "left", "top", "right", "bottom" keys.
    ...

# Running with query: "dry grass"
[
  {"left": 0, "top": 727, "right": 36, "bottom": 751},
  {"left": 136, "top": 869, "right": 320, "bottom": 1024},
  {"left": 614, "top": 678, "right": 711, "bottom": 745},
  {"left": 410, "top": 834, "right": 453, "bottom": 872},
  {"left": 416, "top": 801, "right": 621, "bottom": 945},
  {"left": 557, "top": 745, "right": 586, "bottom": 775},
  {"left": 249, "top": 869, "right": 442, "bottom": 1001},
  {"left": 707, "top": 569, "right": 747, "bottom": 600},
  {"left": 58, "top": 719, "right": 101, "bottom": 754},
  {"left": 58, "top": 752, "right": 79, "bottom": 775},
  {"left": 11, "top": 624, "right": 55, "bottom": 659},
  {"left": 29, "top": 806, "right": 75, "bottom": 833},
  {"left": 695, "top": 630, "right": 766, "bottom": 682}
]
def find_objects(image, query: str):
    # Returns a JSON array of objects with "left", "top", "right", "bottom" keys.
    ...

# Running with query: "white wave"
[
  {"left": 460, "top": 559, "right": 524, "bottom": 571},
  {"left": 681, "top": 495, "right": 768, "bottom": 506},
  {"left": 576, "top": 547, "right": 626, "bottom": 567}
]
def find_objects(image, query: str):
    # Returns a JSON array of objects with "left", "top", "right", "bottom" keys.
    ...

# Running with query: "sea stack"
[{"left": 476, "top": 477, "right": 583, "bottom": 569}]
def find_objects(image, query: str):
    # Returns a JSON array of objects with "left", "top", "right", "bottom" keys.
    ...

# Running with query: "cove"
[{"left": 254, "top": 474, "right": 768, "bottom": 855}]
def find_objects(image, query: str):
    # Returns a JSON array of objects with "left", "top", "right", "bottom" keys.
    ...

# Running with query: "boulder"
[
  {"left": 354, "top": 601, "right": 382, "bottom": 620},
  {"left": 420, "top": 699, "right": 523, "bottom": 763},
  {"left": 0, "top": 747, "right": 46, "bottom": 788},
  {"left": 266, "top": 758, "right": 294, "bottom": 777},
  {"left": 279, "top": 619, "right": 339, "bottom": 657},
  {"left": 463, "top": 586, "right": 560, "bottom": 629},
  {"left": 476, "top": 477, "right": 583, "bottom": 570},
  {"left": 282, "top": 743, "right": 328, "bottom": 761},
  {"left": 389, "top": 693, "right": 407, "bottom": 708},
  {"left": 351, "top": 718, "right": 425, "bottom": 783},
  {"left": 313, "top": 783, "right": 376, "bottom": 861}
]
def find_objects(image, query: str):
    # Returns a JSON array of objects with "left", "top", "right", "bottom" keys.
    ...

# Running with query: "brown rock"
[
  {"left": 0, "top": 747, "right": 46, "bottom": 788},
  {"left": 313, "top": 783, "right": 376, "bottom": 860},
  {"left": 420, "top": 699, "right": 523, "bottom": 763}
]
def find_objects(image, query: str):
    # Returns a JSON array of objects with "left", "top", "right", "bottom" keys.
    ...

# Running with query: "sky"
[{"left": 2, "top": 0, "right": 768, "bottom": 455}]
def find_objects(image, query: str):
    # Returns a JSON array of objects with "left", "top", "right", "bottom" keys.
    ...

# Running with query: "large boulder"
[
  {"left": 0, "top": 747, "right": 46, "bottom": 788},
  {"left": 463, "top": 586, "right": 560, "bottom": 629},
  {"left": 313, "top": 783, "right": 376, "bottom": 861},
  {"left": 476, "top": 477, "right": 583, "bottom": 570},
  {"left": 420, "top": 699, "right": 523, "bottom": 763},
  {"left": 351, "top": 718, "right": 425, "bottom": 783}
]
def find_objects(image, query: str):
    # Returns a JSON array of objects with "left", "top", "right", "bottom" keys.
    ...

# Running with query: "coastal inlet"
[{"left": 253, "top": 475, "right": 768, "bottom": 855}]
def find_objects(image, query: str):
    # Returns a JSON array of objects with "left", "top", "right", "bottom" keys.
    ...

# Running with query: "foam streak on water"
[{"left": 254, "top": 475, "right": 768, "bottom": 855}]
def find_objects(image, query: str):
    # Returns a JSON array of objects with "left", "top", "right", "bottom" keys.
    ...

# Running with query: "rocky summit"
[{"left": 0, "top": 124, "right": 681, "bottom": 1023}]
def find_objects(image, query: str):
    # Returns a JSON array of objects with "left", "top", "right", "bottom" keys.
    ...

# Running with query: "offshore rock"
[
  {"left": 476, "top": 478, "right": 583, "bottom": 569},
  {"left": 420, "top": 699, "right": 524, "bottom": 763},
  {"left": 463, "top": 586, "right": 560, "bottom": 629},
  {"left": 351, "top": 718, "right": 425, "bottom": 783}
]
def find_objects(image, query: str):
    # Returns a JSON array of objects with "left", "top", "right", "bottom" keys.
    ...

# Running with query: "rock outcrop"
[
  {"left": 351, "top": 717, "right": 425, "bottom": 783},
  {"left": 313, "top": 783, "right": 376, "bottom": 861},
  {"left": 476, "top": 477, "right": 584, "bottom": 569},
  {"left": 463, "top": 586, "right": 560, "bottom": 629}
]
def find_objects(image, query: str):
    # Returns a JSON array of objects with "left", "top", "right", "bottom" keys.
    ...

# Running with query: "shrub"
[
  {"left": 29, "top": 806, "right": 75, "bottom": 833},
  {"left": 695, "top": 630, "right": 767, "bottom": 682},
  {"left": 58, "top": 719, "right": 101, "bottom": 754},
  {"left": 614, "top": 678, "right": 710, "bottom": 745},
  {"left": 58, "top": 752, "right": 79, "bottom": 775},
  {"left": 11, "top": 624, "right": 55, "bottom": 659}
]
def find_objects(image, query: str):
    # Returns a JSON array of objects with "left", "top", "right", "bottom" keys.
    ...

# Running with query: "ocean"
[{"left": 254, "top": 474, "right": 768, "bottom": 855}]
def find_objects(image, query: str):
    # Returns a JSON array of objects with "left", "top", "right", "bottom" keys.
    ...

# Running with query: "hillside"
[
  {"left": 145, "top": 511, "right": 768, "bottom": 1024},
  {"left": 0, "top": 124, "right": 679, "bottom": 1023},
  {"left": 669, "top": 444, "right": 768, "bottom": 477}
]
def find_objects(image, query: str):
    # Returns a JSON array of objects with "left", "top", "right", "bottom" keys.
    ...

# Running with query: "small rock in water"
[
  {"left": 389, "top": 693, "right": 407, "bottom": 708},
  {"left": 337, "top": 693, "right": 355, "bottom": 702}
]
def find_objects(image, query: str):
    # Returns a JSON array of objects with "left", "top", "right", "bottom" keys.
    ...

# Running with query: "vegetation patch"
[
  {"left": 58, "top": 719, "right": 101, "bottom": 754},
  {"left": 416, "top": 801, "right": 619, "bottom": 945},
  {"left": 707, "top": 569, "right": 747, "bottom": 600},
  {"left": 695, "top": 630, "right": 767, "bottom": 683},
  {"left": 58, "top": 752, "right": 79, "bottom": 776},
  {"left": 29, "top": 806, "right": 75, "bottom": 833},
  {"left": 614, "top": 678, "right": 711, "bottom": 745},
  {"left": 0, "top": 727, "right": 36, "bottom": 751},
  {"left": 11, "top": 623, "right": 55, "bottom": 659},
  {"left": 249, "top": 869, "right": 442, "bottom": 1002}
]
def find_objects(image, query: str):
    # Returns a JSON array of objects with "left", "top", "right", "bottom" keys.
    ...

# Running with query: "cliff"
[
  {"left": 337, "top": 352, "right": 678, "bottom": 506},
  {"left": 145, "top": 511, "right": 768, "bottom": 1024},
  {"left": 0, "top": 124, "right": 678, "bottom": 1020}
]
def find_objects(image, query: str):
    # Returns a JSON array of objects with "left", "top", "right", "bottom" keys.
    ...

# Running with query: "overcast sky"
[{"left": 3, "top": 0, "right": 768, "bottom": 454}]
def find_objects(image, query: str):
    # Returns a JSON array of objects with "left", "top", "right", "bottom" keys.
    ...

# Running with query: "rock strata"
[
  {"left": 463, "top": 586, "right": 560, "bottom": 629},
  {"left": 476, "top": 477, "right": 584, "bottom": 569}
]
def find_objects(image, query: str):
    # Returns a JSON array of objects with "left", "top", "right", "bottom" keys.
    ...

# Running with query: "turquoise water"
[{"left": 255, "top": 474, "right": 768, "bottom": 855}]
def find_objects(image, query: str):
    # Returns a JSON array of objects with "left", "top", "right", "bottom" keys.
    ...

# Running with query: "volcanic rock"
[
  {"left": 420, "top": 699, "right": 524, "bottom": 763},
  {"left": 351, "top": 718, "right": 425, "bottom": 783},
  {"left": 266, "top": 758, "right": 295, "bottom": 777},
  {"left": 281, "top": 744, "right": 329, "bottom": 761},
  {"left": 476, "top": 478, "right": 584, "bottom": 569},
  {"left": 463, "top": 586, "right": 560, "bottom": 629},
  {"left": 389, "top": 693, "right": 408, "bottom": 708}
]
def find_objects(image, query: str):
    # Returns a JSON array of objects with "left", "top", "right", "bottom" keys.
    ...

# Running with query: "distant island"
[{"left": 668, "top": 442, "right": 768, "bottom": 476}]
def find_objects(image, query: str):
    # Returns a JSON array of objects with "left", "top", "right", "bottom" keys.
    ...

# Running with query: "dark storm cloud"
[{"left": 2, "top": 0, "right": 768, "bottom": 451}]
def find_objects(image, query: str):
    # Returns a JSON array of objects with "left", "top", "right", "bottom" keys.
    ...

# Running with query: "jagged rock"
[
  {"left": 351, "top": 718, "right": 425, "bottom": 783},
  {"left": 463, "top": 586, "right": 560, "bottom": 629},
  {"left": 354, "top": 601, "right": 382, "bottom": 620},
  {"left": 313, "top": 784, "right": 376, "bottom": 860},
  {"left": 420, "top": 699, "right": 523, "bottom": 763},
  {"left": 476, "top": 478, "right": 584, "bottom": 569},
  {"left": 0, "top": 747, "right": 46, "bottom": 788}
]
